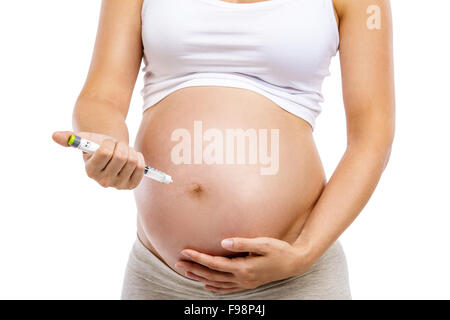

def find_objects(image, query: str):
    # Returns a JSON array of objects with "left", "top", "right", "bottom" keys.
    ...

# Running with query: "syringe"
[{"left": 67, "top": 134, "right": 173, "bottom": 184}]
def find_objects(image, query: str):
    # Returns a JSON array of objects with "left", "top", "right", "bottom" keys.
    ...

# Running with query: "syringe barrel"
[{"left": 144, "top": 166, "right": 173, "bottom": 184}]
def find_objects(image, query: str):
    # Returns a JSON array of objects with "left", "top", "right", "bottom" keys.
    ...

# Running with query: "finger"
[
  {"left": 129, "top": 151, "right": 146, "bottom": 188},
  {"left": 181, "top": 250, "right": 238, "bottom": 273},
  {"left": 85, "top": 139, "right": 116, "bottom": 175},
  {"left": 116, "top": 148, "right": 138, "bottom": 181},
  {"left": 204, "top": 285, "right": 244, "bottom": 294},
  {"left": 101, "top": 141, "right": 129, "bottom": 176},
  {"left": 184, "top": 272, "right": 237, "bottom": 289},
  {"left": 52, "top": 131, "right": 74, "bottom": 147},
  {"left": 175, "top": 261, "right": 235, "bottom": 282},
  {"left": 221, "top": 237, "right": 272, "bottom": 255}
]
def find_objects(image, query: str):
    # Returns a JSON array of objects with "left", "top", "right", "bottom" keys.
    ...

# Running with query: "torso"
[{"left": 134, "top": 0, "right": 340, "bottom": 278}]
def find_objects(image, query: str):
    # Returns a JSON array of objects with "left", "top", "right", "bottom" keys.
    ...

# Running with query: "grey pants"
[{"left": 121, "top": 236, "right": 351, "bottom": 300}]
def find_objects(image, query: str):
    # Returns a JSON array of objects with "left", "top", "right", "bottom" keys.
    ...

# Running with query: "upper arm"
[
  {"left": 78, "top": 0, "right": 144, "bottom": 118},
  {"left": 334, "top": 0, "right": 395, "bottom": 147}
]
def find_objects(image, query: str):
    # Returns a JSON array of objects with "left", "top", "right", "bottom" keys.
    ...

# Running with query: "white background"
[{"left": 0, "top": 0, "right": 449, "bottom": 299}]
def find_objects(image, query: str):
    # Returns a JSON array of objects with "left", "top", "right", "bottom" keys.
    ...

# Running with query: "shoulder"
[{"left": 333, "top": 0, "right": 390, "bottom": 17}]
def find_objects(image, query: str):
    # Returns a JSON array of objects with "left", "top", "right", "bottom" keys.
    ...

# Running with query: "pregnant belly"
[{"left": 133, "top": 86, "right": 326, "bottom": 274}]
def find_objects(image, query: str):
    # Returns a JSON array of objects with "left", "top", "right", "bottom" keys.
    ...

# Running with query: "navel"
[{"left": 187, "top": 183, "right": 204, "bottom": 197}]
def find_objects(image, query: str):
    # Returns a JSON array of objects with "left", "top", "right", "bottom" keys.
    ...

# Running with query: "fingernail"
[
  {"left": 221, "top": 239, "right": 233, "bottom": 249},
  {"left": 181, "top": 252, "right": 191, "bottom": 258}
]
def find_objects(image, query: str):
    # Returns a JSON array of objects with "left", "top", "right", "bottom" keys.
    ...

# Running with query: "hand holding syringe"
[
  {"left": 52, "top": 131, "right": 173, "bottom": 188},
  {"left": 66, "top": 134, "right": 173, "bottom": 184}
]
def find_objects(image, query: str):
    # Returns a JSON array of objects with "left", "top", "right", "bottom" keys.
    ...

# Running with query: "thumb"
[
  {"left": 51, "top": 131, "right": 75, "bottom": 147},
  {"left": 221, "top": 237, "right": 271, "bottom": 255}
]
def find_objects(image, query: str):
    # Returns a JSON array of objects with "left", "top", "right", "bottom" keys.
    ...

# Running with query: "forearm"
[
  {"left": 72, "top": 95, "right": 129, "bottom": 144},
  {"left": 293, "top": 140, "right": 392, "bottom": 264}
]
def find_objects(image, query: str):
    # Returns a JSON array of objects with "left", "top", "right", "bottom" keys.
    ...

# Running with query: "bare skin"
[
  {"left": 53, "top": 0, "right": 394, "bottom": 293},
  {"left": 133, "top": 86, "right": 326, "bottom": 268}
]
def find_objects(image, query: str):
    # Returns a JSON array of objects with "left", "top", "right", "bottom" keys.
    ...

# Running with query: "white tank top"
[{"left": 140, "top": 0, "right": 339, "bottom": 130}]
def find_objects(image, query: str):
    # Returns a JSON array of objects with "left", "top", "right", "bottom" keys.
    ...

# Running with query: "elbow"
[
  {"left": 380, "top": 123, "right": 396, "bottom": 171},
  {"left": 382, "top": 142, "right": 393, "bottom": 171},
  {"left": 72, "top": 101, "right": 89, "bottom": 133},
  {"left": 347, "top": 123, "right": 395, "bottom": 171},
  {"left": 71, "top": 104, "right": 81, "bottom": 132},
  {"left": 375, "top": 127, "right": 395, "bottom": 171},
  {"left": 371, "top": 137, "right": 394, "bottom": 172}
]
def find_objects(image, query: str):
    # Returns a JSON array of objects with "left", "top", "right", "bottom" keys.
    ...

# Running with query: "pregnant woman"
[{"left": 53, "top": 0, "right": 394, "bottom": 299}]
